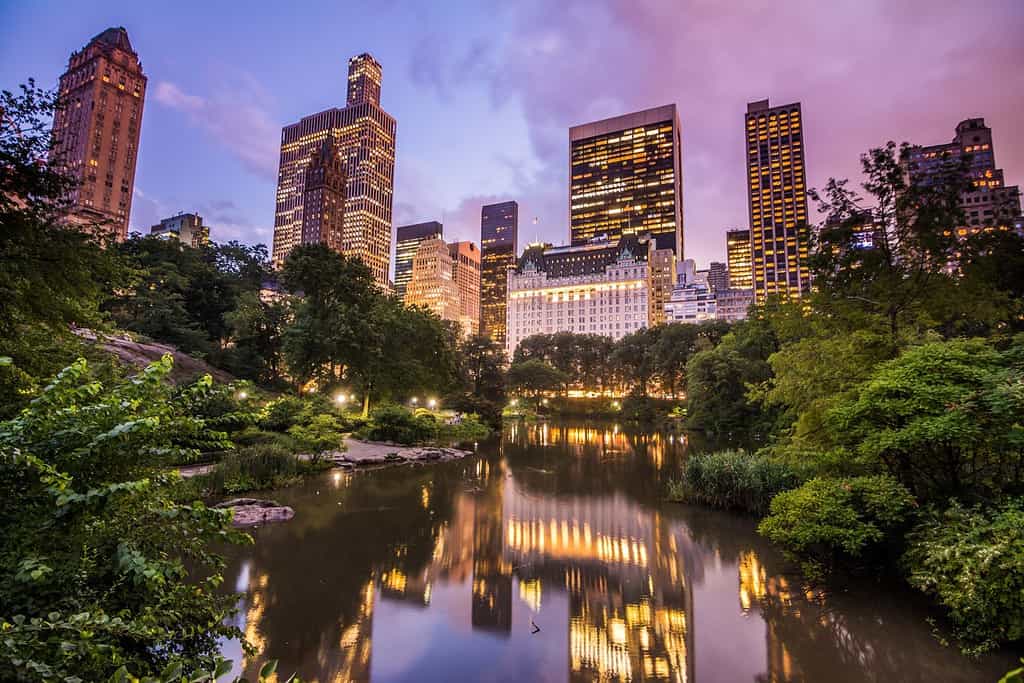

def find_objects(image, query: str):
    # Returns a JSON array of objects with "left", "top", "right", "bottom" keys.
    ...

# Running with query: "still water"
[{"left": 220, "top": 421, "right": 1017, "bottom": 682}]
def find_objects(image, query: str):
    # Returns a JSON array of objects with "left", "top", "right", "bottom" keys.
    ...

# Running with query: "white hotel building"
[{"left": 505, "top": 236, "right": 655, "bottom": 356}]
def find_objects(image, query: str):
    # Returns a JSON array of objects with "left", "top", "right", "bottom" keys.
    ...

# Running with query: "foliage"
[
  {"left": 828, "top": 337, "right": 1024, "bottom": 501},
  {"left": 437, "top": 413, "right": 492, "bottom": 444},
  {"left": 259, "top": 396, "right": 307, "bottom": 432},
  {"left": 356, "top": 404, "right": 440, "bottom": 445},
  {"left": 222, "top": 291, "right": 290, "bottom": 385},
  {"left": 287, "top": 413, "right": 346, "bottom": 456},
  {"left": 0, "top": 356, "right": 250, "bottom": 681},
  {"left": 190, "top": 444, "right": 328, "bottom": 496},
  {"left": 507, "top": 359, "right": 568, "bottom": 398},
  {"left": 447, "top": 335, "right": 507, "bottom": 428},
  {"left": 758, "top": 475, "right": 916, "bottom": 577},
  {"left": 668, "top": 450, "right": 804, "bottom": 515},
  {"left": 902, "top": 500, "right": 1024, "bottom": 654}
]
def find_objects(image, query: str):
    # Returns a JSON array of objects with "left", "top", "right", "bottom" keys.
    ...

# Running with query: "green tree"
[
  {"left": 224, "top": 291, "right": 290, "bottom": 385},
  {"left": 448, "top": 334, "right": 507, "bottom": 426},
  {"left": 653, "top": 321, "right": 730, "bottom": 399},
  {"left": 611, "top": 327, "right": 660, "bottom": 397},
  {"left": 507, "top": 359, "right": 568, "bottom": 400}
]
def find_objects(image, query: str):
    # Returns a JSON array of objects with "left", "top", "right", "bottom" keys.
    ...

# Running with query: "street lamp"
[
  {"left": 411, "top": 397, "right": 419, "bottom": 406},
  {"left": 335, "top": 393, "right": 347, "bottom": 405},
  {"left": 428, "top": 398, "right": 437, "bottom": 409},
  {"left": 236, "top": 391, "right": 247, "bottom": 400}
]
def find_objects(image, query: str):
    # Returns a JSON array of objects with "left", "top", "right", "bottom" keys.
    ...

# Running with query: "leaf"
[{"left": 259, "top": 660, "right": 278, "bottom": 679}]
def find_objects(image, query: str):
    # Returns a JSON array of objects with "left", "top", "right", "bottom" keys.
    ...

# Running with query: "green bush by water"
[
  {"left": 355, "top": 404, "right": 491, "bottom": 445},
  {"left": 667, "top": 450, "right": 803, "bottom": 515},
  {"left": 191, "top": 444, "right": 331, "bottom": 495}
]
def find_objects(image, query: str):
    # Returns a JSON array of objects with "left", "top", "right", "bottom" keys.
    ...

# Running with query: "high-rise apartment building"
[
  {"left": 51, "top": 27, "right": 147, "bottom": 241},
  {"left": 907, "top": 118, "right": 1021, "bottom": 233},
  {"left": 646, "top": 244, "right": 677, "bottom": 326},
  {"left": 448, "top": 241, "right": 482, "bottom": 336},
  {"left": 300, "top": 139, "right": 346, "bottom": 252},
  {"left": 725, "top": 228, "right": 753, "bottom": 290},
  {"left": 272, "top": 53, "right": 396, "bottom": 286},
  {"left": 150, "top": 212, "right": 209, "bottom": 247},
  {"left": 480, "top": 201, "right": 519, "bottom": 347},
  {"left": 707, "top": 261, "right": 729, "bottom": 292},
  {"left": 394, "top": 221, "right": 443, "bottom": 299},
  {"left": 405, "top": 238, "right": 459, "bottom": 324},
  {"left": 569, "top": 105, "right": 684, "bottom": 256},
  {"left": 745, "top": 99, "right": 810, "bottom": 302}
]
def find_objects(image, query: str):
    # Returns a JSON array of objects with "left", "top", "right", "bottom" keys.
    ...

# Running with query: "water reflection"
[{"left": 222, "top": 420, "right": 1013, "bottom": 682}]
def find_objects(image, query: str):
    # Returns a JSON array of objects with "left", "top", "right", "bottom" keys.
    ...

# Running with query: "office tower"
[
  {"left": 272, "top": 53, "right": 396, "bottom": 286},
  {"left": 404, "top": 238, "right": 460, "bottom": 326},
  {"left": 480, "top": 201, "right": 519, "bottom": 347},
  {"left": 394, "top": 221, "right": 443, "bottom": 299},
  {"left": 505, "top": 235, "right": 650, "bottom": 356},
  {"left": 50, "top": 27, "right": 147, "bottom": 241},
  {"left": 569, "top": 104, "right": 684, "bottom": 256},
  {"left": 907, "top": 118, "right": 1021, "bottom": 234},
  {"left": 708, "top": 261, "right": 729, "bottom": 292},
  {"left": 745, "top": 99, "right": 810, "bottom": 302},
  {"left": 300, "top": 139, "right": 346, "bottom": 252},
  {"left": 448, "top": 241, "right": 482, "bottom": 336},
  {"left": 647, "top": 244, "right": 677, "bottom": 326},
  {"left": 150, "top": 212, "right": 209, "bottom": 247},
  {"left": 725, "top": 228, "right": 753, "bottom": 289}
]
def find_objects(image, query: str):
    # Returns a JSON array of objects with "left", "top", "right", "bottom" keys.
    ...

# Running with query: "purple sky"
[{"left": 3, "top": 0, "right": 1023, "bottom": 267}]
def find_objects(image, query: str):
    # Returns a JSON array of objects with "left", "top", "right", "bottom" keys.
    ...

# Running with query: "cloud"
[{"left": 155, "top": 79, "right": 279, "bottom": 180}]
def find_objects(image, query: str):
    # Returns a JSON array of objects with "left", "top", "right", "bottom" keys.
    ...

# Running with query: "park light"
[
  {"left": 542, "top": 398, "right": 549, "bottom": 406},
  {"left": 611, "top": 400, "right": 621, "bottom": 409},
  {"left": 350, "top": 393, "right": 356, "bottom": 402},
  {"left": 428, "top": 398, "right": 437, "bottom": 409},
  {"left": 510, "top": 398, "right": 518, "bottom": 407},
  {"left": 236, "top": 390, "right": 248, "bottom": 400},
  {"left": 411, "top": 397, "right": 419, "bottom": 405},
  {"left": 335, "top": 393, "right": 347, "bottom": 404}
]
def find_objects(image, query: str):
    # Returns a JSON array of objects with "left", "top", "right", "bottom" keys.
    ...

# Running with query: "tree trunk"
[{"left": 362, "top": 392, "right": 370, "bottom": 418}]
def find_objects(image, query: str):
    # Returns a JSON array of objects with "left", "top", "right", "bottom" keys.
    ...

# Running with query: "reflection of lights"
[
  {"left": 608, "top": 618, "right": 627, "bottom": 645},
  {"left": 332, "top": 470, "right": 343, "bottom": 487},
  {"left": 738, "top": 551, "right": 767, "bottom": 612},
  {"left": 421, "top": 485, "right": 430, "bottom": 509},
  {"left": 518, "top": 578, "right": 543, "bottom": 612}
]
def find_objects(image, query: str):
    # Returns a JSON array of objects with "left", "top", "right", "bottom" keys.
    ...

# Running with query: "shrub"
[
  {"left": 903, "top": 500, "right": 1024, "bottom": 654},
  {"left": 259, "top": 395, "right": 306, "bottom": 432},
  {"left": 287, "top": 413, "right": 346, "bottom": 456},
  {"left": 197, "top": 444, "right": 327, "bottom": 495},
  {"left": 758, "top": 475, "right": 916, "bottom": 577},
  {"left": 668, "top": 450, "right": 803, "bottom": 514},
  {"left": 438, "top": 413, "right": 492, "bottom": 443},
  {"left": 230, "top": 425, "right": 298, "bottom": 450},
  {"left": 356, "top": 405, "right": 439, "bottom": 445}
]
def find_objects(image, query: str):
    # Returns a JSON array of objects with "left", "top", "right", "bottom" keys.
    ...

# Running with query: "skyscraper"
[
  {"left": 725, "top": 228, "right": 753, "bottom": 290},
  {"left": 300, "top": 139, "right": 346, "bottom": 252},
  {"left": 480, "top": 201, "right": 519, "bottom": 347},
  {"left": 50, "top": 27, "right": 147, "bottom": 241},
  {"left": 448, "top": 241, "right": 482, "bottom": 336},
  {"left": 405, "top": 238, "right": 460, "bottom": 326},
  {"left": 707, "top": 261, "right": 729, "bottom": 292},
  {"left": 744, "top": 99, "right": 810, "bottom": 302},
  {"left": 569, "top": 104, "right": 683, "bottom": 256},
  {"left": 394, "top": 221, "right": 443, "bottom": 299},
  {"left": 272, "top": 53, "right": 396, "bottom": 286}
]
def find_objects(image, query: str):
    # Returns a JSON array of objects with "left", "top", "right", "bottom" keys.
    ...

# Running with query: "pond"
[{"left": 219, "top": 420, "right": 1017, "bottom": 682}]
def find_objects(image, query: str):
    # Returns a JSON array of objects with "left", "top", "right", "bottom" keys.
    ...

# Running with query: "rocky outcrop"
[
  {"left": 331, "top": 439, "right": 473, "bottom": 467},
  {"left": 214, "top": 498, "right": 295, "bottom": 527}
]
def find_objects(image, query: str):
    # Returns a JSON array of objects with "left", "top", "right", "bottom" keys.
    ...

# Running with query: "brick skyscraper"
[
  {"left": 51, "top": 27, "right": 147, "bottom": 241},
  {"left": 480, "top": 201, "right": 519, "bottom": 348},
  {"left": 300, "top": 139, "right": 347, "bottom": 252},
  {"left": 272, "top": 53, "right": 396, "bottom": 285},
  {"left": 745, "top": 99, "right": 810, "bottom": 302}
]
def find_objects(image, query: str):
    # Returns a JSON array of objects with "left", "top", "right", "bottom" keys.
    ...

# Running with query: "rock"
[
  {"left": 214, "top": 498, "right": 294, "bottom": 528},
  {"left": 214, "top": 497, "right": 282, "bottom": 509}
]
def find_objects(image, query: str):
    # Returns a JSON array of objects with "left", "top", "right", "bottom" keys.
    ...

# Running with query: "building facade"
[
  {"left": 300, "top": 139, "right": 346, "bottom": 252},
  {"left": 664, "top": 283, "right": 716, "bottom": 324},
  {"left": 725, "top": 228, "right": 753, "bottom": 290},
  {"left": 272, "top": 54, "right": 396, "bottom": 286},
  {"left": 569, "top": 105, "right": 684, "bottom": 256},
  {"left": 745, "top": 99, "right": 810, "bottom": 302},
  {"left": 708, "top": 261, "right": 729, "bottom": 292},
  {"left": 150, "top": 212, "right": 209, "bottom": 247},
  {"left": 480, "top": 201, "right": 519, "bottom": 348},
  {"left": 394, "top": 221, "right": 443, "bottom": 299},
  {"left": 448, "top": 241, "right": 482, "bottom": 336},
  {"left": 907, "top": 118, "right": 1022, "bottom": 234},
  {"left": 647, "top": 244, "right": 677, "bottom": 326},
  {"left": 714, "top": 288, "right": 755, "bottom": 322},
  {"left": 51, "top": 27, "right": 147, "bottom": 241},
  {"left": 404, "top": 238, "right": 459, "bottom": 324},
  {"left": 505, "top": 236, "right": 650, "bottom": 356}
]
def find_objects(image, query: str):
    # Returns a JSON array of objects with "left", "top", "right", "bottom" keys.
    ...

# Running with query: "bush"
[
  {"left": 230, "top": 425, "right": 299, "bottom": 450},
  {"left": 197, "top": 444, "right": 327, "bottom": 495},
  {"left": 356, "top": 405, "right": 439, "bottom": 445},
  {"left": 758, "top": 475, "right": 916, "bottom": 577},
  {"left": 668, "top": 450, "right": 803, "bottom": 514},
  {"left": 259, "top": 395, "right": 306, "bottom": 432},
  {"left": 438, "top": 413, "right": 492, "bottom": 443},
  {"left": 287, "top": 413, "right": 346, "bottom": 456},
  {"left": 903, "top": 500, "right": 1024, "bottom": 654}
]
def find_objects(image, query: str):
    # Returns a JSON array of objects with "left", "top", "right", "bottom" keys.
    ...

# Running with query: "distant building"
[
  {"left": 569, "top": 105, "right": 684, "bottom": 256},
  {"left": 394, "top": 221, "right": 443, "bottom": 299},
  {"left": 448, "top": 241, "right": 482, "bottom": 336},
  {"left": 726, "top": 228, "right": 753, "bottom": 289},
  {"left": 745, "top": 99, "right": 811, "bottom": 302},
  {"left": 707, "top": 261, "right": 729, "bottom": 292},
  {"left": 51, "top": 27, "right": 147, "bottom": 241},
  {"left": 272, "top": 53, "right": 395, "bottom": 286},
  {"left": 480, "top": 201, "right": 518, "bottom": 348},
  {"left": 714, "top": 288, "right": 755, "bottom": 322},
  {"left": 405, "top": 238, "right": 459, "bottom": 325},
  {"left": 647, "top": 244, "right": 677, "bottom": 326},
  {"left": 505, "top": 235, "right": 651, "bottom": 356},
  {"left": 664, "top": 283, "right": 716, "bottom": 324},
  {"left": 907, "top": 118, "right": 1022, "bottom": 234},
  {"left": 150, "top": 212, "right": 209, "bottom": 247},
  {"left": 665, "top": 258, "right": 752, "bottom": 324},
  {"left": 300, "top": 139, "right": 346, "bottom": 252}
]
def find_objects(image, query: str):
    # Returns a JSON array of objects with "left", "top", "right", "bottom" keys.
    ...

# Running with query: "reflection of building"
[
  {"left": 150, "top": 212, "right": 210, "bottom": 247},
  {"left": 272, "top": 53, "right": 396, "bottom": 286},
  {"left": 51, "top": 27, "right": 147, "bottom": 241},
  {"left": 570, "top": 105, "right": 684, "bottom": 256},
  {"left": 506, "top": 235, "right": 652, "bottom": 356},
  {"left": 394, "top": 221, "right": 443, "bottom": 299},
  {"left": 745, "top": 99, "right": 810, "bottom": 302},
  {"left": 480, "top": 201, "right": 518, "bottom": 348}
]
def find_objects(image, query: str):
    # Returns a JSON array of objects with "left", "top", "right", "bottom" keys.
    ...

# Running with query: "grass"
[{"left": 667, "top": 449, "right": 804, "bottom": 515}]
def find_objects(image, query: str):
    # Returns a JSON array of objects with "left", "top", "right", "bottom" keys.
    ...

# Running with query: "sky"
[{"left": 2, "top": 0, "right": 1023, "bottom": 268}]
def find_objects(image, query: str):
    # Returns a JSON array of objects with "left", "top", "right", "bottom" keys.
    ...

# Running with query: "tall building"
[
  {"left": 707, "top": 261, "right": 729, "bottom": 292},
  {"left": 907, "top": 118, "right": 1022, "bottom": 234},
  {"left": 50, "top": 27, "right": 147, "bottom": 241},
  {"left": 745, "top": 99, "right": 810, "bottom": 302},
  {"left": 394, "top": 221, "right": 443, "bottom": 299},
  {"left": 505, "top": 236, "right": 651, "bottom": 356},
  {"left": 272, "top": 53, "right": 396, "bottom": 286},
  {"left": 480, "top": 201, "right": 519, "bottom": 347},
  {"left": 405, "top": 238, "right": 459, "bottom": 324},
  {"left": 647, "top": 244, "right": 677, "bottom": 326},
  {"left": 150, "top": 212, "right": 209, "bottom": 247},
  {"left": 448, "top": 241, "right": 482, "bottom": 336},
  {"left": 725, "top": 228, "right": 753, "bottom": 290},
  {"left": 569, "top": 105, "right": 684, "bottom": 256},
  {"left": 300, "top": 139, "right": 346, "bottom": 252}
]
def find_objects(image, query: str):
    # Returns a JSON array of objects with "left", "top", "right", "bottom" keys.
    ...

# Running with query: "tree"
[
  {"left": 448, "top": 335, "right": 507, "bottom": 426},
  {"left": 223, "top": 291, "right": 290, "bottom": 385},
  {"left": 507, "top": 359, "right": 568, "bottom": 399},
  {"left": 610, "top": 327, "right": 660, "bottom": 397},
  {"left": 653, "top": 321, "right": 730, "bottom": 399}
]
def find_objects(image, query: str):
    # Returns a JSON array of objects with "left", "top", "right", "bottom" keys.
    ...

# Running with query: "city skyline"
[{"left": 3, "top": 1, "right": 1023, "bottom": 268}]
